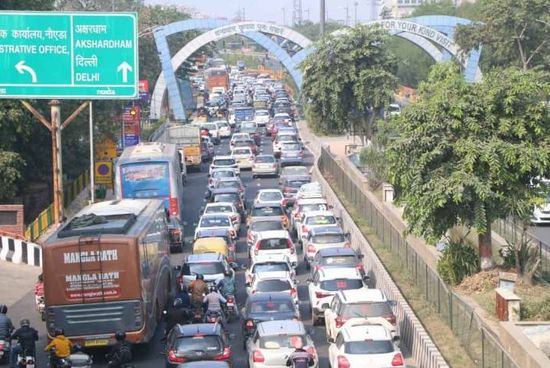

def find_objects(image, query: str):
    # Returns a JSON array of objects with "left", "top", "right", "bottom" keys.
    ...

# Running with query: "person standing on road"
[
  {"left": 0, "top": 305, "right": 14, "bottom": 339},
  {"left": 9, "top": 319, "right": 38, "bottom": 368}
]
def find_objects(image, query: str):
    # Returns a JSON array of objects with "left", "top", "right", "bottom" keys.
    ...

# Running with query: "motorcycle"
[
  {"left": 224, "top": 295, "right": 238, "bottom": 323},
  {"left": 67, "top": 348, "right": 93, "bottom": 368},
  {"left": 192, "top": 307, "right": 204, "bottom": 323},
  {"left": 204, "top": 310, "right": 223, "bottom": 324},
  {"left": 0, "top": 339, "right": 10, "bottom": 364},
  {"left": 16, "top": 350, "right": 36, "bottom": 368}
]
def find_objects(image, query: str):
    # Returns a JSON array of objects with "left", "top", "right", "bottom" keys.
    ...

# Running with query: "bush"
[{"left": 437, "top": 241, "right": 480, "bottom": 285}]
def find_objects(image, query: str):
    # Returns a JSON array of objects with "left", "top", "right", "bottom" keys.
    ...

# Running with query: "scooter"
[
  {"left": 224, "top": 295, "right": 238, "bottom": 323},
  {"left": 204, "top": 310, "right": 223, "bottom": 324},
  {"left": 0, "top": 339, "right": 10, "bottom": 364},
  {"left": 67, "top": 349, "right": 93, "bottom": 368},
  {"left": 16, "top": 350, "right": 36, "bottom": 368}
]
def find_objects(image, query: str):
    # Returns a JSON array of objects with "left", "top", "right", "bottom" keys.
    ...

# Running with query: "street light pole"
[
  {"left": 320, "top": 0, "right": 326, "bottom": 34},
  {"left": 354, "top": 1, "right": 359, "bottom": 25}
]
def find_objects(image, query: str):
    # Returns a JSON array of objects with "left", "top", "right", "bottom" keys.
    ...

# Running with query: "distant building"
[{"left": 379, "top": 0, "right": 475, "bottom": 18}]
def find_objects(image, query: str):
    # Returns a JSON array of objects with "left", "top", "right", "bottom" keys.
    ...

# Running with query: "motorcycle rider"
[
  {"left": 164, "top": 298, "right": 191, "bottom": 337},
  {"left": 0, "top": 305, "right": 14, "bottom": 340},
  {"left": 105, "top": 331, "right": 132, "bottom": 368},
  {"left": 9, "top": 319, "right": 38, "bottom": 368},
  {"left": 34, "top": 274, "right": 44, "bottom": 310},
  {"left": 216, "top": 270, "right": 235, "bottom": 298},
  {"left": 174, "top": 284, "right": 191, "bottom": 309},
  {"left": 286, "top": 336, "right": 314, "bottom": 368},
  {"left": 189, "top": 274, "right": 208, "bottom": 309},
  {"left": 44, "top": 328, "right": 72, "bottom": 368},
  {"left": 203, "top": 285, "right": 227, "bottom": 325}
]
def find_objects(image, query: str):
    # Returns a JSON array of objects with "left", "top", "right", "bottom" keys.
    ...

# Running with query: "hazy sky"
[{"left": 144, "top": 0, "right": 380, "bottom": 25}]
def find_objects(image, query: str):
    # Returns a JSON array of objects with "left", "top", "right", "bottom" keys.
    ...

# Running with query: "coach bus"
[
  {"left": 115, "top": 142, "right": 184, "bottom": 220},
  {"left": 42, "top": 199, "right": 172, "bottom": 346}
]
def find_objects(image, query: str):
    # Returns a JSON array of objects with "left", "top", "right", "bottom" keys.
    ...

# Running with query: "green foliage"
[
  {"left": 0, "top": 0, "right": 54, "bottom": 10},
  {"left": 359, "top": 119, "right": 398, "bottom": 188},
  {"left": 455, "top": 0, "right": 550, "bottom": 71},
  {"left": 522, "top": 295, "right": 550, "bottom": 320},
  {"left": 0, "top": 152, "right": 25, "bottom": 203},
  {"left": 300, "top": 25, "right": 398, "bottom": 142},
  {"left": 437, "top": 241, "right": 480, "bottom": 285},
  {"left": 293, "top": 21, "right": 344, "bottom": 42},
  {"left": 388, "top": 38, "right": 434, "bottom": 88},
  {"left": 388, "top": 63, "right": 550, "bottom": 248}
]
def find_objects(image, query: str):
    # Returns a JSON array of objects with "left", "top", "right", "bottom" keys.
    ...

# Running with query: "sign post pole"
[
  {"left": 49, "top": 100, "right": 63, "bottom": 223},
  {"left": 89, "top": 101, "right": 95, "bottom": 203}
]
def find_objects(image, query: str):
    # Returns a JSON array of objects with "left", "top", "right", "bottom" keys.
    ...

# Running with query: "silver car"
[
  {"left": 252, "top": 154, "right": 279, "bottom": 178},
  {"left": 246, "top": 320, "right": 318, "bottom": 368}
]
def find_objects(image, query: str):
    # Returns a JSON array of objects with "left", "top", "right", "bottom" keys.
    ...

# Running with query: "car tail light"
[
  {"left": 169, "top": 197, "right": 179, "bottom": 216},
  {"left": 254, "top": 241, "right": 260, "bottom": 255},
  {"left": 356, "top": 263, "right": 365, "bottom": 272},
  {"left": 245, "top": 319, "right": 255, "bottom": 330},
  {"left": 335, "top": 316, "right": 348, "bottom": 328},
  {"left": 231, "top": 215, "right": 239, "bottom": 222},
  {"left": 385, "top": 314, "right": 397, "bottom": 325},
  {"left": 290, "top": 287, "right": 297, "bottom": 298},
  {"left": 252, "top": 350, "right": 265, "bottom": 363},
  {"left": 391, "top": 353, "right": 404, "bottom": 366},
  {"left": 168, "top": 350, "right": 186, "bottom": 363},
  {"left": 306, "top": 346, "right": 316, "bottom": 357},
  {"left": 215, "top": 347, "right": 231, "bottom": 360},
  {"left": 307, "top": 244, "right": 316, "bottom": 254},
  {"left": 337, "top": 355, "right": 351, "bottom": 368},
  {"left": 343, "top": 242, "right": 351, "bottom": 248},
  {"left": 315, "top": 291, "right": 332, "bottom": 298}
]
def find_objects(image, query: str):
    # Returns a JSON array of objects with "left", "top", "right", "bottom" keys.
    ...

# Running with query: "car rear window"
[
  {"left": 212, "top": 170, "right": 234, "bottom": 178},
  {"left": 259, "top": 192, "right": 283, "bottom": 202},
  {"left": 301, "top": 204, "right": 328, "bottom": 212},
  {"left": 175, "top": 335, "right": 222, "bottom": 355},
  {"left": 256, "top": 279, "right": 291, "bottom": 292},
  {"left": 255, "top": 156, "right": 275, "bottom": 163},
  {"left": 259, "top": 335, "right": 305, "bottom": 349},
  {"left": 186, "top": 262, "right": 225, "bottom": 275},
  {"left": 252, "top": 206, "right": 284, "bottom": 216},
  {"left": 200, "top": 217, "right": 231, "bottom": 227},
  {"left": 216, "top": 181, "right": 240, "bottom": 189},
  {"left": 312, "top": 234, "right": 345, "bottom": 244},
  {"left": 259, "top": 238, "right": 289, "bottom": 250},
  {"left": 233, "top": 148, "right": 251, "bottom": 155},
  {"left": 253, "top": 262, "right": 290, "bottom": 273},
  {"left": 282, "top": 143, "right": 301, "bottom": 151},
  {"left": 248, "top": 300, "right": 294, "bottom": 314},
  {"left": 342, "top": 302, "right": 392, "bottom": 318},
  {"left": 306, "top": 215, "right": 337, "bottom": 225},
  {"left": 321, "top": 255, "right": 356, "bottom": 266},
  {"left": 320, "top": 279, "right": 363, "bottom": 291},
  {"left": 213, "top": 158, "right": 236, "bottom": 166},
  {"left": 287, "top": 180, "right": 309, "bottom": 188},
  {"left": 206, "top": 205, "right": 233, "bottom": 213},
  {"left": 250, "top": 221, "right": 284, "bottom": 232},
  {"left": 214, "top": 194, "right": 240, "bottom": 203},
  {"left": 344, "top": 340, "right": 394, "bottom": 354}
]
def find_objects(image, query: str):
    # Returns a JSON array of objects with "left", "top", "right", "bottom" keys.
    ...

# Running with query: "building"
[{"left": 379, "top": 0, "right": 475, "bottom": 18}]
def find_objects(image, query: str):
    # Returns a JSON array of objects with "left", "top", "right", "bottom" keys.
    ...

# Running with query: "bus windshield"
[{"left": 121, "top": 162, "right": 170, "bottom": 199}]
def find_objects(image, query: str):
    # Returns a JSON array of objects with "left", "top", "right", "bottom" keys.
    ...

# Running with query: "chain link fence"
[{"left": 318, "top": 146, "right": 520, "bottom": 368}]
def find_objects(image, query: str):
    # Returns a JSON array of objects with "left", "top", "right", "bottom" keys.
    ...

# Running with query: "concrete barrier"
[{"left": 0, "top": 235, "right": 42, "bottom": 267}]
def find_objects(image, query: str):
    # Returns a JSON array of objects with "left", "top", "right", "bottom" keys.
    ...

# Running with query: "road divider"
[{"left": 0, "top": 235, "right": 42, "bottom": 267}]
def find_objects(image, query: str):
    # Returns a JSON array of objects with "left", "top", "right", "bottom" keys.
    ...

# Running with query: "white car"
[
  {"left": 295, "top": 182, "right": 323, "bottom": 202},
  {"left": 290, "top": 198, "right": 329, "bottom": 232},
  {"left": 328, "top": 322, "right": 405, "bottom": 368},
  {"left": 245, "top": 254, "right": 295, "bottom": 285},
  {"left": 274, "top": 112, "right": 291, "bottom": 123},
  {"left": 254, "top": 189, "right": 284, "bottom": 207},
  {"left": 254, "top": 109, "right": 270, "bottom": 126},
  {"left": 250, "top": 230, "right": 297, "bottom": 267},
  {"left": 303, "top": 226, "right": 349, "bottom": 266},
  {"left": 213, "top": 120, "right": 232, "bottom": 138},
  {"left": 385, "top": 103, "right": 402, "bottom": 118},
  {"left": 324, "top": 289, "right": 396, "bottom": 341},
  {"left": 297, "top": 210, "right": 339, "bottom": 243},
  {"left": 247, "top": 271, "right": 299, "bottom": 305},
  {"left": 194, "top": 214, "right": 236, "bottom": 240},
  {"left": 230, "top": 132, "right": 252, "bottom": 147},
  {"left": 308, "top": 267, "right": 368, "bottom": 325},
  {"left": 202, "top": 202, "right": 241, "bottom": 232},
  {"left": 532, "top": 195, "right": 550, "bottom": 224},
  {"left": 200, "top": 122, "right": 221, "bottom": 144},
  {"left": 273, "top": 133, "right": 299, "bottom": 154},
  {"left": 231, "top": 146, "right": 255, "bottom": 169},
  {"left": 209, "top": 155, "right": 240, "bottom": 176},
  {"left": 208, "top": 167, "right": 239, "bottom": 189}
]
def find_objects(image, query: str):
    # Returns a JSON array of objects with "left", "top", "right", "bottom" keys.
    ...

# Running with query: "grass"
[{"left": 325, "top": 175, "right": 477, "bottom": 368}]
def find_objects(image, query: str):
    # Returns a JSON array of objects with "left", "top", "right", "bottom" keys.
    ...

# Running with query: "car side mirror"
[
  {"left": 173, "top": 265, "right": 182, "bottom": 271},
  {"left": 230, "top": 262, "right": 239, "bottom": 269},
  {"left": 393, "top": 335, "right": 400, "bottom": 342},
  {"left": 345, "top": 232, "right": 351, "bottom": 239},
  {"left": 358, "top": 254, "right": 364, "bottom": 259},
  {"left": 241, "top": 264, "right": 248, "bottom": 270},
  {"left": 390, "top": 300, "right": 398, "bottom": 307},
  {"left": 193, "top": 223, "right": 198, "bottom": 227}
]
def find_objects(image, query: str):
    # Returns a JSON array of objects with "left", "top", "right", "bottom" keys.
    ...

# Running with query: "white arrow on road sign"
[
  {"left": 15, "top": 60, "right": 37, "bottom": 83},
  {"left": 117, "top": 61, "right": 133, "bottom": 83}
]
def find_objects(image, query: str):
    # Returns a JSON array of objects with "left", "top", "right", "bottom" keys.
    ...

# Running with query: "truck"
[
  {"left": 206, "top": 67, "right": 229, "bottom": 93},
  {"left": 151, "top": 123, "right": 202, "bottom": 170}
]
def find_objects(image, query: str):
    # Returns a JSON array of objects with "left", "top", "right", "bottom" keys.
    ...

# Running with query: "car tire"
[
  {"left": 312, "top": 311, "right": 319, "bottom": 326},
  {"left": 252, "top": 174, "right": 256, "bottom": 179}
]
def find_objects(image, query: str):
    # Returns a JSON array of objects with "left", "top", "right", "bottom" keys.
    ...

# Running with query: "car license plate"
[
  {"left": 85, "top": 339, "right": 109, "bottom": 347},
  {"left": 26, "top": 365, "right": 34, "bottom": 368}
]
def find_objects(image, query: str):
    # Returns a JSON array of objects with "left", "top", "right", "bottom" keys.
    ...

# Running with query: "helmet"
[
  {"left": 290, "top": 336, "right": 303, "bottom": 349},
  {"left": 224, "top": 270, "right": 231, "bottom": 277},
  {"left": 0, "top": 305, "right": 7, "bottom": 314},
  {"left": 115, "top": 331, "right": 126, "bottom": 341},
  {"left": 20, "top": 319, "right": 30, "bottom": 327},
  {"left": 54, "top": 328, "right": 64, "bottom": 336},
  {"left": 209, "top": 285, "right": 217, "bottom": 293},
  {"left": 173, "top": 298, "right": 183, "bottom": 309},
  {"left": 196, "top": 274, "right": 204, "bottom": 280}
]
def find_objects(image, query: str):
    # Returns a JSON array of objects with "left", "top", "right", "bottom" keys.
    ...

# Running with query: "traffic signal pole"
[{"left": 21, "top": 100, "right": 90, "bottom": 224}]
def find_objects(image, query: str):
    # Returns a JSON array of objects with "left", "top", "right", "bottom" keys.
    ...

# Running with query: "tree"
[
  {"left": 455, "top": 0, "right": 550, "bottom": 71},
  {"left": 0, "top": 152, "right": 25, "bottom": 204},
  {"left": 300, "top": 25, "right": 398, "bottom": 143},
  {"left": 0, "top": 0, "right": 53, "bottom": 10},
  {"left": 293, "top": 20, "right": 343, "bottom": 42},
  {"left": 388, "top": 63, "right": 550, "bottom": 270}
]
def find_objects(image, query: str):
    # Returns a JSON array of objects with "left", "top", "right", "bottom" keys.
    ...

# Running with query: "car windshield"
[
  {"left": 174, "top": 335, "right": 223, "bottom": 355},
  {"left": 306, "top": 215, "right": 336, "bottom": 225},
  {"left": 213, "top": 159, "right": 236, "bottom": 166},
  {"left": 233, "top": 148, "right": 251, "bottom": 155},
  {"left": 212, "top": 171, "right": 234, "bottom": 178},
  {"left": 217, "top": 122, "right": 229, "bottom": 128},
  {"left": 287, "top": 180, "right": 310, "bottom": 188},
  {"left": 252, "top": 206, "right": 284, "bottom": 216},
  {"left": 322, "top": 255, "right": 356, "bottom": 266},
  {"left": 259, "top": 192, "right": 283, "bottom": 202},
  {"left": 313, "top": 234, "right": 345, "bottom": 244},
  {"left": 200, "top": 217, "right": 231, "bottom": 227},
  {"left": 248, "top": 299, "right": 295, "bottom": 314},
  {"left": 320, "top": 279, "right": 363, "bottom": 291},
  {"left": 186, "top": 262, "right": 225, "bottom": 275},
  {"left": 342, "top": 302, "right": 392, "bottom": 318},
  {"left": 282, "top": 143, "right": 301, "bottom": 151},
  {"left": 301, "top": 204, "right": 328, "bottom": 212},
  {"left": 345, "top": 340, "right": 394, "bottom": 354},
  {"left": 253, "top": 262, "right": 290, "bottom": 273},
  {"left": 206, "top": 205, "right": 233, "bottom": 214},
  {"left": 202, "top": 124, "right": 217, "bottom": 130},
  {"left": 259, "top": 238, "right": 288, "bottom": 250},
  {"left": 283, "top": 167, "right": 309, "bottom": 176},
  {"left": 256, "top": 111, "right": 269, "bottom": 116},
  {"left": 250, "top": 221, "right": 284, "bottom": 232},
  {"left": 214, "top": 194, "right": 240, "bottom": 203},
  {"left": 216, "top": 181, "right": 240, "bottom": 189},
  {"left": 259, "top": 335, "right": 305, "bottom": 349},
  {"left": 255, "top": 156, "right": 275, "bottom": 163},
  {"left": 278, "top": 135, "right": 296, "bottom": 142},
  {"left": 256, "top": 279, "right": 291, "bottom": 292},
  {"left": 241, "top": 122, "right": 257, "bottom": 129}
]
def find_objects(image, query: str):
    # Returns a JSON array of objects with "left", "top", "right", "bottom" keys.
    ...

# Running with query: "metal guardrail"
[
  {"left": 318, "top": 146, "right": 520, "bottom": 368},
  {"left": 25, "top": 170, "right": 90, "bottom": 242}
]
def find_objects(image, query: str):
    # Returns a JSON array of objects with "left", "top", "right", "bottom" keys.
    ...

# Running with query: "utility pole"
[
  {"left": 305, "top": 8, "right": 310, "bottom": 21},
  {"left": 345, "top": 5, "right": 350, "bottom": 26},
  {"left": 320, "top": 0, "right": 326, "bottom": 34},
  {"left": 354, "top": 1, "right": 359, "bottom": 25},
  {"left": 282, "top": 7, "right": 286, "bottom": 26},
  {"left": 292, "top": 0, "right": 303, "bottom": 26}
]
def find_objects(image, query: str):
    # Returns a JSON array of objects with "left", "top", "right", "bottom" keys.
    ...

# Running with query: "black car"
[
  {"left": 207, "top": 187, "right": 246, "bottom": 218},
  {"left": 309, "top": 247, "right": 365, "bottom": 278},
  {"left": 164, "top": 323, "right": 232, "bottom": 367},
  {"left": 241, "top": 292, "right": 299, "bottom": 347}
]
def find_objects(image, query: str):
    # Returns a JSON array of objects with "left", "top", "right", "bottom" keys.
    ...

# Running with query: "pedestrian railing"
[
  {"left": 25, "top": 170, "right": 90, "bottom": 242},
  {"left": 318, "top": 146, "right": 520, "bottom": 368}
]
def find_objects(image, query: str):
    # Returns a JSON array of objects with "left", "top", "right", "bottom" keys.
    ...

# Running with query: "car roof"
[
  {"left": 256, "top": 230, "right": 291, "bottom": 239},
  {"left": 257, "top": 320, "right": 305, "bottom": 336},
  {"left": 201, "top": 213, "right": 231, "bottom": 219},
  {"left": 186, "top": 253, "right": 224, "bottom": 262},
  {"left": 297, "top": 198, "right": 328, "bottom": 205},
  {"left": 176, "top": 323, "right": 222, "bottom": 336},
  {"left": 318, "top": 247, "right": 358, "bottom": 257},
  {"left": 310, "top": 226, "right": 344, "bottom": 235},
  {"left": 337, "top": 289, "right": 387, "bottom": 304},
  {"left": 212, "top": 188, "right": 241, "bottom": 195},
  {"left": 255, "top": 154, "right": 276, "bottom": 159},
  {"left": 254, "top": 271, "right": 292, "bottom": 281},
  {"left": 342, "top": 324, "right": 392, "bottom": 341},
  {"left": 318, "top": 267, "right": 362, "bottom": 280},
  {"left": 206, "top": 202, "right": 235, "bottom": 208},
  {"left": 252, "top": 203, "right": 283, "bottom": 208},
  {"left": 258, "top": 189, "right": 283, "bottom": 194},
  {"left": 213, "top": 155, "right": 234, "bottom": 160},
  {"left": 252, "top": 254, "right": 290, "bottom": 264},
  {"left": 303, "top": 211, "right": 335, "bottom": 217},
  {"left": 248, "top": 291, "right": 294, "bottom": 302}
]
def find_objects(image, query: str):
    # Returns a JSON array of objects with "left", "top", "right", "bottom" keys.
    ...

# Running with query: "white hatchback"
[
  {"left": 250, "top": 230, "right": 297, "bottom": 267},
  {"left": 254, "top": 189, "right": 285, "bottom": 207}
]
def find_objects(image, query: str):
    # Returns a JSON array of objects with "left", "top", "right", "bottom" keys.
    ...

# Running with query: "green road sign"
[{"left": 0, "top": 11, "right": 138, "bottom": 99}]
